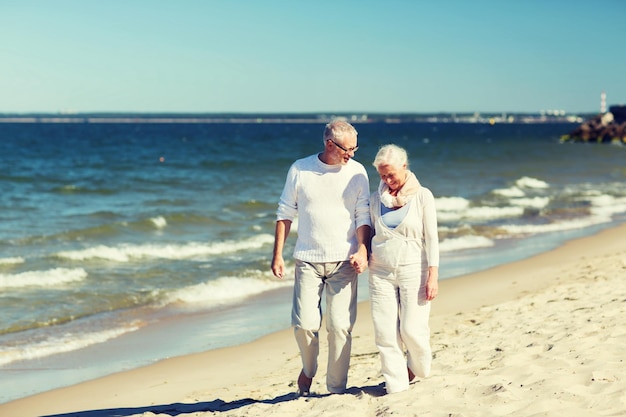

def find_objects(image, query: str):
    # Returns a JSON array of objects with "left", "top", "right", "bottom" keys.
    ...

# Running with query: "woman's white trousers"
[{"left": 369, "top": 261, "right": 432, "bottom": 394}]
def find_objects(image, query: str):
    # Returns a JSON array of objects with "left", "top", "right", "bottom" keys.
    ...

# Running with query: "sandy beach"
[{"left": 2, "top": 223, "right": 625, "bottom": 417}]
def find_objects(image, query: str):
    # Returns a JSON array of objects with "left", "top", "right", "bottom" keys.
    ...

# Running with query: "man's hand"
[{"left": 272, "top": 255, "right": 286, "bottom": 279}]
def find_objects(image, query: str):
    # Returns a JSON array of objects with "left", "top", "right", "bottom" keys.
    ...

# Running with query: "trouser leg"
[
  {"left": 324, "top": 261, "right": 358, "bottom": 393},
  {"left": 369, "top": 266, "right": 409, "bottom": 394},
  {"left": 292, "top": 260, "right": 324, "bottom": 379},
  {"left": 398, "top": 262, "right": 432, "bottom": 378}
]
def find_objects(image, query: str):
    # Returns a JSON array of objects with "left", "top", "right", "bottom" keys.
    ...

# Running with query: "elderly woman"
[{"left": 368, "top": 144, "right": 439, "bottom": 394}]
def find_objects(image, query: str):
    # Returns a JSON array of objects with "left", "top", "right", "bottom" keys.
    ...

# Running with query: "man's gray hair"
[{"left": 323, "top": 120, "right": 358, "bottom": 144}]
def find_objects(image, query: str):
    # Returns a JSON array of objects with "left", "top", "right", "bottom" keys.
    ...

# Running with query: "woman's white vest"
[{"left": 370, "top": 190, "right": 432, "bottom": 269}]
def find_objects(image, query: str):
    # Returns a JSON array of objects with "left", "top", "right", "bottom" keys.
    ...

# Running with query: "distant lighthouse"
[{"left": 600, "top": 91, "right": 607, "bottom": 114}]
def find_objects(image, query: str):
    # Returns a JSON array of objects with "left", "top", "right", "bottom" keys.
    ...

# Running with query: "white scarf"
[{"left": 378, "top": 171, "right": 421, "bottom": 208}]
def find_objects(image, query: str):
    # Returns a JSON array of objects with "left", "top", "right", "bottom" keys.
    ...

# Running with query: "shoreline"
[
  {"left": 1, "top": 222, "right": 602, "bottom": 405},
  {"left": 2, "top": 222, "right": 625, "bottom": 416}
]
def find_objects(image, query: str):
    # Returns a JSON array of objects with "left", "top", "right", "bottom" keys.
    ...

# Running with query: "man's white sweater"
[{"left": 277, "top": 154, "right": 371, "bottom": 263}]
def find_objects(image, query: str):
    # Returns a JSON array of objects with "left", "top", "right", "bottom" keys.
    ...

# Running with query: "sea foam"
[
  {"left": 0, "top": 268, "right": 87, "bottom": 289},
  {"left": 55, "top": 234, "right": 275, "bottom": 262},
  {"left": 0, "top": 323, "right": 140, "bottom": 366},
  {"left": 439, "top": 235, "right": 495, "bottom": 252},
  {"left": 501, "top": 215, "right": 611, "bottom": 235},
  {"left": 588, "top": 195, "right": 626, "bottom": 216},
  {"left": 0, "top": 257, "right": 25, "bottom": 265},
  {"left": 493, "top": 186, "right": 526, "bottom": 198},
  {"left": 164, "top": 275, "right": 292, "bottom": 307},
  {"left": 150, "top": 216, "right": 168, "bottom": 229},
  {"left": 516, "top": 176, "right": 549, "bottom": 189}
]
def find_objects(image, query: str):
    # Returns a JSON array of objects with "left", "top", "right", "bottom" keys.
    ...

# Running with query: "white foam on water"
[
  {"left": 0, "top": 322, "right": 141, "bottom": 366},
  {"left": 164, "top": 275, "right": 292, "bottom": 308},
  {"left": 0, "top": 268, "right": 87, "bottom": 289},
  {"left": 55, "top": 233, "right": 274, "bottom": 262},
  {"left": 515, "top": 176, "right": 549, "bottom": 189},
  {"left": 501, "top": 214, "right": 612, "bottom": 235},
  {"left": 439, "top": 235, "right": 495, "bottom": 252},
  {"left": 493, "top": 186, "right": 526, "bottom": 198},
  {"left": 0, "top": 257, "right": 25, "bottom": 265},
  {"left": 509, "top": 196, "right": 551, "bottom": 208},
  {"left": 150, "top": 216, "right": 167, "bottom": 229}
]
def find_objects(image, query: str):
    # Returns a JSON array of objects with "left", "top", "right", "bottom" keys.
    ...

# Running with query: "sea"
[{"left": 1, "top": 119, "right": 625, "bottom": 403}]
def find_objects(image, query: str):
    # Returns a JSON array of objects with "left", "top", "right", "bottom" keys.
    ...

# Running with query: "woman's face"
[{"left": 377, "top": 163, "right": 407, "bottom": 191}]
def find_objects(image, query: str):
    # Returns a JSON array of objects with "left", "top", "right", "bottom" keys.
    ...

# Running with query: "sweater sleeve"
[
  {"left": 422, "top": 188, "right": 440, "bottom": 267},
  {"left": 276, "top": 163, "right": 298, "bottom": 221},
  {"left": 354, "top": 167, "right": 372, "bottom": 229}
]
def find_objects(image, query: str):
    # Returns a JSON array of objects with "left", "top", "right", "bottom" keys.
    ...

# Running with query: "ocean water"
[{"left": 1, "top": 120, "right": 625, "bottom": 403}]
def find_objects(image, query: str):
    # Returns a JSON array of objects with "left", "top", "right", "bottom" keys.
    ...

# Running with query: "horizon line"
[{"left": 0, "top": 109, "right": 603, "bottom": 116}]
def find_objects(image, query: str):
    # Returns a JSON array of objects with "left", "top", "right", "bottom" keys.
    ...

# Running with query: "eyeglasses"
[{"left": 328, "top": 138, "right": 359, "bottom": 153}]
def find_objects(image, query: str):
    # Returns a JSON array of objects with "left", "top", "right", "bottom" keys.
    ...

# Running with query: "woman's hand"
[{"left": 426, "top": 266, "right": 439, "bottom": 300}]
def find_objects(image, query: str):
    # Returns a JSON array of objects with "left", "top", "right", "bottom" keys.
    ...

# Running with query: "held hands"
[{"left": 349, "top": 249, "right": 368, "bottom": 274}]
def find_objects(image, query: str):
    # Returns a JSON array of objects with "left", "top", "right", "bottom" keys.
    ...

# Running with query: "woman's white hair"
[{"left": 372, "top": 144, "right": 408, "bottom": 169}]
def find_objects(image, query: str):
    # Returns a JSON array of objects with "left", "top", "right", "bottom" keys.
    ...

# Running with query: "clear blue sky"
[{"left": 1, "top": 0, "right": 624, "bottom": 114}]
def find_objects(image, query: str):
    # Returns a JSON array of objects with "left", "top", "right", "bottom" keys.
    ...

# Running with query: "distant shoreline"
[{"left": 0, "top": 112, "right": 591, "bottom": 124}]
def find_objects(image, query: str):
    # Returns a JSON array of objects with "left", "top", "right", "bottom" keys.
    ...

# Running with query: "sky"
[{"left": 1, "top": 0, "right": 625, "bottom": 114}]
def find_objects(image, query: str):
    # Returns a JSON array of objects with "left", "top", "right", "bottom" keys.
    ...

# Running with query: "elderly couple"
[{"left": 271, "top": 120, "right": 439, "bottom": 396}]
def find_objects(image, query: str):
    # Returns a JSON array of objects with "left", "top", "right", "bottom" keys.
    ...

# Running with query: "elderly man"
[{"left": 271, "top": 120, "right": 371, "bottom": 395}]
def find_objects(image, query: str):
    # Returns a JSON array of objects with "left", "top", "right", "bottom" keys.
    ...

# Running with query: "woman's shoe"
[
  {"left": 297, "top": 370, "right": 312, "bottom": 396},
  {"left": 408, "top": 367, "right": 416, "bottom": 382}
]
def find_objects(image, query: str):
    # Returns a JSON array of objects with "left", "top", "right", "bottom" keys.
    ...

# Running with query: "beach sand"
[{"left": 2, "top": 223, "right": 625, "bottom": 417}]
